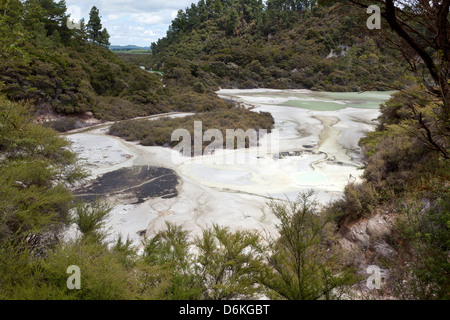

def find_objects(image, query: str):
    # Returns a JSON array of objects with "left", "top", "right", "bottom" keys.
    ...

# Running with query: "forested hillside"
[
  {"left": 0, "top": 0, "right": 173, "bottom": 122},
  {"left": 148, "top": 0, "right": 409, "bottom": 91}
]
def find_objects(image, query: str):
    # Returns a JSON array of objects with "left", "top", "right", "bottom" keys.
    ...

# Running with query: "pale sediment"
[{"left": 65, "top": 89, "right": 393, "bottom": 249}]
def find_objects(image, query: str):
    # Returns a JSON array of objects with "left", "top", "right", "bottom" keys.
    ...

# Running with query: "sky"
[{"left": 65, "top": 0, "right": 195, "bottom": 46}]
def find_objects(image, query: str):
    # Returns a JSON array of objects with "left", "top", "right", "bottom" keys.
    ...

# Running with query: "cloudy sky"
[{"left": 65, "top": 0, "right": 195, "bottom": 46}]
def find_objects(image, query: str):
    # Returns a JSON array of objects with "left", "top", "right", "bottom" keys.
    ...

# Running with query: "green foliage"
[
  {"left": 39, "top": 239, "right": 132, "bottom": 300},
  {"left": 149, "top": 2, "right": 407, "bottom": 92},
  {"left": 0, "top": 95, "right": 84, "bottom": 243},
  {"left": 261, "top": 191, "right": 357, "bottom": 299},
  {"left": 87, "top": 6, "right": 102, "bottom": 44},
  {"left": 389, "top": 193, "right": 450, "bottom": 300},
  {"left": 0, "top": 93, "right": 125, "bottom": 301},
  {"left": 194, "top": 225, "right": 264, "bottom": 300},
  {"left": 330, "top": 182, "right": 380, "bottom": 221},
  {"left": 141, "top": 222, "right": 202, "bottom": 300},
  {"left": 0, "top": 235, "right": 138, "bottom": 300},
  {"left": 108, "top": 106, "right": 275, "bottom": 150},
  {"left": 0, "top": 0, "right": 167, "bottom": 119},
  {"left": 99, "top": 28, "right": 111, "bottom": 47},
  {"left": 0, "top": 241, "right": 52, "bottom": 299},
  {"left": 72, "top": 200, "right": 112, "bottom": 242},
  {"left": 111, "top": 234, "right": 137, "bottom": 268},
  {"left": 141, "top": 222, "right": 265, "bottom": 300},
  {"left": 144, "top": 222, "right": 191, "bottom": 267},
  {"left": 86, "top": 6, "right": 110, "bottom": 47}
]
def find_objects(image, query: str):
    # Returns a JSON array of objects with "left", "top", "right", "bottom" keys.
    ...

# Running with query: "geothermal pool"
[{"left": 65, "top": 89, "right": 394, "bottom": 248}]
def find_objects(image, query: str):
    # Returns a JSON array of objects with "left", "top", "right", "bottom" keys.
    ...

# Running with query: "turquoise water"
[
  {"left": 227, "top": 90, "right": 396, "bottom": 111},
  {"left": 282, "top": 91, "right": 396, "bottom": 111},
  {"left": 295, "top": 172, "right": 328, "bottom": 185}
]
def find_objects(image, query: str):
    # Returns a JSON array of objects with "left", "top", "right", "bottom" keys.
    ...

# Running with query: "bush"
[
  {"left": 108, "top": 107, "right": 275, "bottom": 151},
  {"left": 42, "top": 117, "right": 82, "bottom": 133},
  {"left": 39, "top": 240, "right": 134, "bottom": 300},
  {"left": 331, "top": 182, "right": 380, "bottom": 222},
  {"left": 390, "top": 195, "right": 450, "bottom": 300},
  {"left": 193, "top": 81, "right": 206, "bottom": 94},
  {"left": 0, "top": 95, "right": 84, "bottom": 243},
  {"left": 261, "top": 191, "right": 358, "bottom": 300},
  {"left": 94, "top": 96, "right": 170, "bottom": 121},
  {"left": 72, "top": 201, "right": 112, "bottom": 242}
]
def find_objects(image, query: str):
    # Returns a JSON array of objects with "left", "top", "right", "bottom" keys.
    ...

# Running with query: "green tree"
[
  {"left": 72, "top": 200, "right": 112, "bottom": 243},
  {"left": 261, "top": 191, "right": 357, "bottom": 300},
  {"left": 391, "top": 195, "right": 450, "bottom": 300},
  {"left": 0, "top": 95, "right": 84, "bottom": 245},
  {"left": 194, "top": 225, "right": 264, "bottom": 300},
  {"left": 76, "top": 18, "right": 88, "bottom": 40},
  {"left": 100, "top": 28, "right": 110, "bottom": 47},
  {"left": 87, "top": 6, "right": 102, "bottom": 45},
  {"left": 140, "top": 222, "right": 266, "bottom": 300},
  {"left": 142, "top": 222, "right": 202, "bottom": 300},
  {"left": 226, "top": 8, "right": 239, "bottom": 35},
  {"left": 23, "top": 0, "right": 68, "bottom": 36},
  {"left": 0, "top": 0, "right": 23, "bottom": 27}
]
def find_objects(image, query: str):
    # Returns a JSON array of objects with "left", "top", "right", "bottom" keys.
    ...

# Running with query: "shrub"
[
  {"left": 261, "top": 191, "right": 358, "bottom": 300},
  {"left": 390, "top": 195, "right": 450, "bottom": 300},
  {"left": 333, "top": 182, "right": 380, "bottom": 221},
  {"left": 72, "top": 201, "right": 112, "bottom": 242},
  {"left": 108, "top": 107, "right": 275, "bottom": 151},
  {"left": 42, "top": 117, "right": 82, "bottom": 133},
  {"left": 193, "top": 81, "right": 206, "bottom": 94}
]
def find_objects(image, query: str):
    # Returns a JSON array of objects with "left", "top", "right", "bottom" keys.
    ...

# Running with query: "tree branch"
[{"left": 384, "top": 0, "right": 440, "bottom": 84}]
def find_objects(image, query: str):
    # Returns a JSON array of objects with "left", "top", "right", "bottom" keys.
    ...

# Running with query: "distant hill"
[
  {"left": 110, "top": 45, "right": 151, "bottom": 53},
  {"left": 149, "top": 1, "right": 409, "bottom": 92}
]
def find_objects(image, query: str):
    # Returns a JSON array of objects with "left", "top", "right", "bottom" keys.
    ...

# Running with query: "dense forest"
[
  {"left": 147, "top": 0, "right": 409, "bottom": 91},
  {"left": 0, "top": 0, "right": 448, "bottom": 301}
]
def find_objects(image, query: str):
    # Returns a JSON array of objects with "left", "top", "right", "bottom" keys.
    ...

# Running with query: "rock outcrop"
[{"left": 338, "top": 212, "right": 398, "bottom": 298}]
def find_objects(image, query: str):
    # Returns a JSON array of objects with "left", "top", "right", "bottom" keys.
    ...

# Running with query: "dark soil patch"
[{"left": 74, "top": 165, "right": 179, "bottom": 204}]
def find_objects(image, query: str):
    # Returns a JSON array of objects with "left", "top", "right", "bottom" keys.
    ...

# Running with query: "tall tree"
[
  {"left": 100, "top": 28, "right": 110, "bottom": 47},
  {"left": 87, "top": 5, "right": 102, "bottom": 45},
  {"left": 22, "top": 0, "right": 67, "bottom": 36},
  {"left": 226, "top": 7, "right": 239, "bottom": 35}
]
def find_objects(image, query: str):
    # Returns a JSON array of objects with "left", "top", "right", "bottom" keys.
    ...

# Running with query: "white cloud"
[
  {"left": 65, "top": 0, "right": 194, "bottom": 46},
  {"left": 107, "top": 14, "right": 121, "bottom": 21},
  {"left": 131, "top": 12, "right": 164, "bottom": 25},
  {"left": 66, "top": 5, "right": 83, "bottom": 21}
]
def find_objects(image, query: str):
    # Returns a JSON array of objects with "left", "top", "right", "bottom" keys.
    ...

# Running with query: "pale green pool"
[
  {"left": 295, "top": 172, "right": 328, "bottom": 185},
  {"left": 225, "top": 90, "right": 396, "bottom": 111},
  {"left": 282, "top": 91, "right": 396, "bottom": 111}
]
